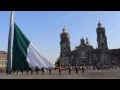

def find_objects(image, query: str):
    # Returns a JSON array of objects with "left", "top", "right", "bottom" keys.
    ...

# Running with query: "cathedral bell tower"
[
  {"left": 60, "top": 27, "right": 71, "bottom": 66},
  {"left": 96, "top": 21, "right": 109, "bottom": 65},
  {"left": 97, "top": 21, "right": 108, "bottom": 50},
  {"left": 60, "top": 26, "right": 71, "bottom": 57}
]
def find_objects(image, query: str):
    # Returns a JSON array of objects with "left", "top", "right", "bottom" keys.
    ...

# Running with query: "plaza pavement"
[{"left": 0, "top": 69, "right": 120, "bottom": 79}]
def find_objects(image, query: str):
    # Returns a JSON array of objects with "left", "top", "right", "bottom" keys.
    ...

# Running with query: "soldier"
[
  {"left": 30, "top": 68, "right": 33, "bottom": 75},
  {"left": 41, "top": 67, "right": 44, "bottom": 75},
  {"left": 21, "top": 68, "right": 24, "bottom": 75},
  {"left": 16, "top": 68, "right": 19, "bottom": 75},
  {"left": 35, "top": 66, "right": 39, "bottom": 75},
  {"left": 82, "top": 66, "right": 85, "bottom": 74},
  {"left": 12, "top": 68, "right": 16, "bottom": 74},
  {"left": 26, "top": 68, "right": 29, "bottom": 75},
  {"left": 59, "top": 67, "right": 61, "bottom": 75},
  {"left": 49, "top": 68, "right": 51, "bottom": 75},
  {"left": 68, "top": 67, "right": 71, "bottom": 75},
  {"left": 75, "top": 66, "right": 78, "bottom": 75}
]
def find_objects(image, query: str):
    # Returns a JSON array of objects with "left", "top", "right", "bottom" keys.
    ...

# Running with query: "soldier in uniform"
[
  {"left": 49, "top": 68, "right": 51, "bottom": 75},
  {"left": 68, "top": 67, "right": 71, "bottom": 75},
  {"left": 82, "top": 66, "right": 85, "bottom": 74},
  {"left": 59, "top": 67, "right": 61, "bottom": 75},
  {"left": 35, "top": 66, "right": 39, "bottom": 75},
  {"left": 30, "top": 68, "right": 33, "bottom": 75},
  {"left": 16, "top": 68, "right": 19, "bottom": 75},
  {"left": 26, "top": 68, "right": 29, "bottom": 75},
  {"left": 21, "top": 68, "right": 24, "bottom": 75},
  {"left": 41, "top": 67, "right": 44, "bottom": 75},
  {"left": 75, "top": 66, "right": 78, "bottom": 75},
  {"left": 12, "top": 68, "right": 16, "bottom": 74}
]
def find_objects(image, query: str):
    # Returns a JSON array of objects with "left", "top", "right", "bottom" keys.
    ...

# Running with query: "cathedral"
[{"left": 55, "top": 21, "right": 120, "bottom": 67}]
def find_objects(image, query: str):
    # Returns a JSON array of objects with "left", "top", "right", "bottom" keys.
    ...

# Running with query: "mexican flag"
[{"left": 12, "top": 23, "right": 54, "bottom": 70}]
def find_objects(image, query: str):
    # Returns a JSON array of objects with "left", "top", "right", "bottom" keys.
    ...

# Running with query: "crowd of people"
[
  {"left": 11, "top": 66, "right": 85, "bottom": 75},
  {"left": 3, "top": 65, "right": 120, "bottom": 75},
  {"left": 55, "top": 65, "right": 120, "bottom": 74},
  {"left": 12, "top": 66, "right": 51, "bottom": 75}
]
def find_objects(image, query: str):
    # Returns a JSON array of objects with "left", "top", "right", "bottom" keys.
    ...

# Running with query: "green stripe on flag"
[{"left": 12, "top": 23, "right": 30, "bottom": 70}]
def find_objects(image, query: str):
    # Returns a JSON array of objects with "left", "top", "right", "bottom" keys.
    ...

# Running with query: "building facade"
[
  {"left": 0, "top": 51, "right": 7, "bottom": 72},
  {"left": 55, "top": 21, "right": 120, "bottom": 67}
]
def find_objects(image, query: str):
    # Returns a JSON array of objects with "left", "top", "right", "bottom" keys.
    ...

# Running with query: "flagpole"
[{"left": 6, "top": 11, "right": 14, "bottom": 74}]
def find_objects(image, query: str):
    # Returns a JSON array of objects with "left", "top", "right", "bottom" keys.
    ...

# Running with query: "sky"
[{"left": 0, "top": 11, "right": 120, "bottom": 64}]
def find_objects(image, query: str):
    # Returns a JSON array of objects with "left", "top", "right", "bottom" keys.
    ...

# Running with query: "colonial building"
[
  {"left": 55, "top": 21, "right": 120, "bottom": 67},
  {"left": 0, "top": 51, "right": 7, "bottom": 72}
]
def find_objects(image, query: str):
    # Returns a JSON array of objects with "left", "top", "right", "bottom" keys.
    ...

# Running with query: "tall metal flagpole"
[{"left": 6, "top": 11, "right": 14, "bottom": 74}]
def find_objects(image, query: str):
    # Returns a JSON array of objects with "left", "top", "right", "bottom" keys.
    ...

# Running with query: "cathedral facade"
[{"left": 55, "top": 21, "right": 120, "bottom": 67}]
